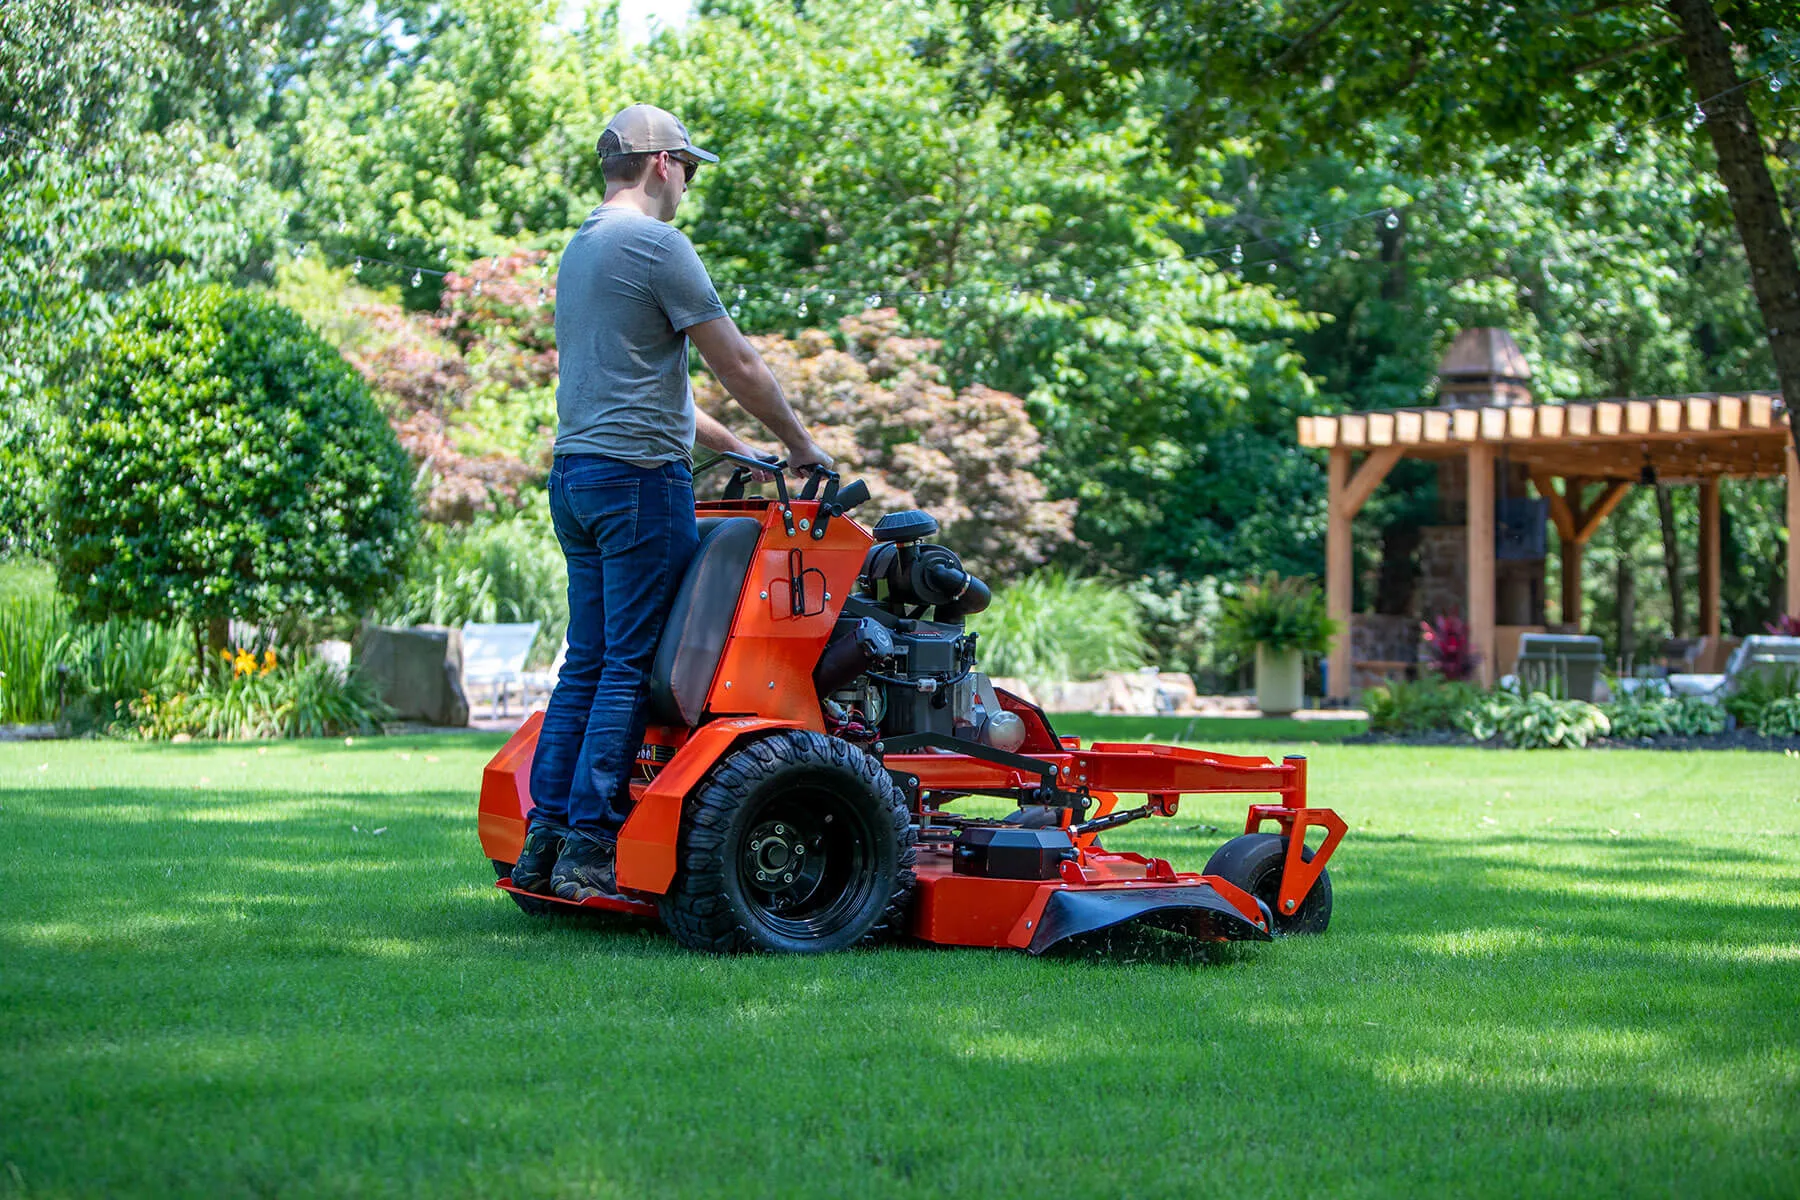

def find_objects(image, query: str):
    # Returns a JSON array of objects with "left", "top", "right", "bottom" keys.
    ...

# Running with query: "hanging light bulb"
[
  {"left": 798, "top": 300, "right": 809, "bottom": 318},
  {"left": 782, "top": 289, "right": 794, "bottom": 305},
  {"left": 386, "top": 235, "right": 397, "bottom": 250},
  {"left": 1307, "top": 227, "right": 1321, "bottom": 248},
  {"left": 292, "top": 242, "right": 306, "bottom": 259},
  {"left": 939, "top": 292, "right": 952, "bottom": 309},
  {"left": 473, "top": 280, "right": 483, "bottom": 296},
  {"left": 351, "top": 258, "right": 362, "bottom": 276},
  {"left": 1771, "top": 73, "right": 1785, "bottom": 93},
  {"left": 730, "top": 303, "right": 741, "bottom": 318},
  {"left": 1614, "top": 129, "right": 1629, "bottom": 153},
  {"left": 1384, "top": 209, "right": 1400, "bottom": 230},
  {"left": 537, "top": 286, "right": 547, "bottom": 302},
  {"left": 1230, "top": 244, "right": 1243, "bottom": 265},
  {"left": 1686, "top": 102, "right": 1706, "bottom": 130},
  {"left": 410, "top": 270, "right": 422, "bottom": 287},
  {"left": 1266, "top": 262, "right": 1277, "bottom": 275}
]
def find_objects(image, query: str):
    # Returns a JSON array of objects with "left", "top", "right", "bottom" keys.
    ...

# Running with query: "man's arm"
[{"left": 685, "top": 316, "right": 832, "bottom": 471}]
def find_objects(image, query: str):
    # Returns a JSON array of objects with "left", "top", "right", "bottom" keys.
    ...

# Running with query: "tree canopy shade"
[
  {"left": 52, "top": 285, "right": 414, "bottom": 647},
  {"left": 956, "top": 0, "right": 1800, "bottom": 456}
]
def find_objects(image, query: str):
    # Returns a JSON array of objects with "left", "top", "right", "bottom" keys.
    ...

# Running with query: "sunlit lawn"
[{"left": 2, "top": 733, "right": 1797, "bottom": 1197}]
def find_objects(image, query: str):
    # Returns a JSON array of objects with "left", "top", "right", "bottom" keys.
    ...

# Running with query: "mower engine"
[{"left": 812, "top": 510, "right": 1025, "bottom": 753}]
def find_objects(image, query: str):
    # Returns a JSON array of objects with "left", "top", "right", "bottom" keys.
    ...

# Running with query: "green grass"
[{"left": 2, "top": 735, "right": 1798, "bottom": 1197}]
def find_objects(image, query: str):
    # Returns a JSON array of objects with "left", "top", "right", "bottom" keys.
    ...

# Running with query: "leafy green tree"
[
  {"left": 621, "top": 0, "right": 1327, "bottom": 578},
  {"left": 956, "top": 0, "right": 1800, "bottom": 456},
  {"left": 52, "top": 284, "right": 415, "bottom": 664}
]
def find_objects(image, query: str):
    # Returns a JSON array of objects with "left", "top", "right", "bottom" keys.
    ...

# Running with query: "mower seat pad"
[{"left": 648, "top": 516, "right": 762, "bottom": 726}]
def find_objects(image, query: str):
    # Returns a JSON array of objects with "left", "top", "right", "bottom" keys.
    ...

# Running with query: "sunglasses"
[{"left": 665, "top": 152, "right": 699, "bottom": 183}]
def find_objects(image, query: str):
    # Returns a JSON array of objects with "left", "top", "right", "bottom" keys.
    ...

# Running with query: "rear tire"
[
  {"left": 1202, "top": 832, "right": 1332, "bottom": 936},
  {"left": 658, "top": 731, "right": 917, "bottom": 953}
]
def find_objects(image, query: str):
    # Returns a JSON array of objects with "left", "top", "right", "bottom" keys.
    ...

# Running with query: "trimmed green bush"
[
  {"left": 970, "top": 571, "right": 1147, "bottom": 683},
  {"left": 52, "top": 283, "right": 414, "bottom": 648}
]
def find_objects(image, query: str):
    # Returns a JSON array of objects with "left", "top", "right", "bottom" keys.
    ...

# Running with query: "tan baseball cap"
[{"left": 596, "top": 104, "right": 719, "bottom": 163}]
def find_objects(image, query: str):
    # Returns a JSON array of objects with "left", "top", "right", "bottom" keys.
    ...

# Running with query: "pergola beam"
[{"left": 1574, "top": 481, "right": 1632, "bottom": 543}]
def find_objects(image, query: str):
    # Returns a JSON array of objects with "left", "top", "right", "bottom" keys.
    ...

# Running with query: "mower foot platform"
[{"left": 494, "top": 878, "right": 659, "bottom": 918}]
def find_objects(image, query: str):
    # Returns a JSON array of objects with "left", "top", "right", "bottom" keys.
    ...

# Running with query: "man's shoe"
[
  {"left": 551, "top": 830, "right": 618, "bottom": 901},
  {"left": 511, "top": 817, "right": 567, "bottom": 895}
]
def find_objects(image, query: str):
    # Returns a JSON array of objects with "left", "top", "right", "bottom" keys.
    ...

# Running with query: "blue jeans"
[{"left": 529, "top": 455, "right": 699, "bottom": 839}]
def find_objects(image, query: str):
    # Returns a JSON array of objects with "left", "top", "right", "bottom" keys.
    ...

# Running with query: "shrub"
[
  {"left": 695, "top": 310, "right": 1076, "bottom": 578},
  {"left": 1419, "top": 613, "right": 1479, "bottom": 681},
  {"left": 1723, "top": 666, "right": 1800, "bottom": 731},
  {"left": 1363, "top": 676, "right": 1485, "bottom": 734},
  {"left": 52, "top": 283, "right": 415, "bottom": 653},
  {"left": 1126, "top": 570, "right": 1223, "bottom": 680},
  {"left": 0, "top": 594, "right": 73, "bottom": 723},
  {"left": 129, "top": 654, "right": 391, "bottom": 740},
  {"left": 970, "top": 571, "right": 1147, "bottom": 683},
  {"left": 1756, "top": 696, "right": 1800, "bottom": 738},
  {"left": 1603, "top": 691, "right": 1728, "bottom": 740},
  {"left": 1461, "top": 690, "right": 1611, "bottom": 749},
  {"left": 1216, "top": 573, "right": 1337, "bottom": 662}
]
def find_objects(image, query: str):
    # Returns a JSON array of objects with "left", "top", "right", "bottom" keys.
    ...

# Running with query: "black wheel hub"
[
  {"left": 743, "top": 818, "right": 826, "bottom": 906},
  {"left": 733, "top": 782, "right": 878, "bottom": 940}
]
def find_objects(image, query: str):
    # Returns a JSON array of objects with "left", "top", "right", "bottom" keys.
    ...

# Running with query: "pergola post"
[
  {"left": 1698, "top": 477, "right": 1721, "bottom": 639},
  {"left": 1324, "top": 445, "right": 1401, "bottom": 702},
  {"left": 1326, "top": 449, "right": 1352, "bottom": 701},
  {"left": 1562, "top": 537, "right": 1585, "bottom": 631},
  {"left": 1787, "top": 442, "right": 1799, "bottom": 616},
  {"left": 1467, "top": 444, "right": 1496, "bottom": 684}
]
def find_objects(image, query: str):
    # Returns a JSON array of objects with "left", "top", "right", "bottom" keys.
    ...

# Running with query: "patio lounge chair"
[
  {"left": 519, "top": 635, "right": 568, "bottom": 711},
  {"left": 461, "top": 621, "right": 541, "bottom": 718},
  {"left": 1667, "top": 635, "right": 1800, "bottom": 702}
]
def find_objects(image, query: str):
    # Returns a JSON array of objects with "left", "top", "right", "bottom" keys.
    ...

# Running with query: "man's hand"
[{"left": 784, "top": 437, "right": 834, "bottom": 476}]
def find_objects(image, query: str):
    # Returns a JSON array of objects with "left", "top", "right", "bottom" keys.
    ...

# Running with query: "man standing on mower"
[{"left": 514, "top": 103, "right": 833, "bottom": 902}]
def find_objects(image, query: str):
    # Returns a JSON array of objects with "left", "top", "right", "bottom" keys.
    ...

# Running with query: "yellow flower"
[
  {"left": 220, "top": 649, "right": 233, "bottom": 662},
  {"left": 262, "top": 649, "right": 278, "bottom": 674},
  {"left": 233, "top": 650, "right": 257, "bottom": 677}
]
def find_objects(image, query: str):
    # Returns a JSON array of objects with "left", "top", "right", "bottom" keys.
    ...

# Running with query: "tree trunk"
[
  {"left": 1656, "top": 484, "right": 1685, "bottom": 637},
  {"left": 1669, "top": 0, "right": 1800, "bottom": 460}
]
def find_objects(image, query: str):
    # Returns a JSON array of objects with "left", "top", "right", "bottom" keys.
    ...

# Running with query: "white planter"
[{"left": 1254, "top": 645, "right": 1305, "bottom": 715}]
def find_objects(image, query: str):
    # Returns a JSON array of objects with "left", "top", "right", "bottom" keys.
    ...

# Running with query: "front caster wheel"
[
  {"left": 1203, "top": 832, "right": 1332, "bottom": 935},
  {"left": 658, "top": 731, "right": 916, "bottom": 953}
]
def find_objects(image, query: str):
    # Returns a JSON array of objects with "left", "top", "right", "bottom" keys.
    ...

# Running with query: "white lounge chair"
[
  {"left": 519, "top": 636, "right": 568, "bottom": 711},
  {"left": 1667, "top": 635, "right": 1800, "bottom": 702},
  {"left": 461, "top": 621, "right": 541, "bottom": 718}
]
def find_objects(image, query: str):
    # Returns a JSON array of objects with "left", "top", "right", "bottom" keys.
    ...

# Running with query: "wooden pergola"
[{"left": 1298, "top": 389, "right": 1798, "bottom": 700}]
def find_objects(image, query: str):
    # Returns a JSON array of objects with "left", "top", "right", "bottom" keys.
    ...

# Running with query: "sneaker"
[
  {"left": 511, "top": 817, "right": 567, "bottom": 895},
  {"left": 551, "top": 830, "right": 618, "bottom": 901}
]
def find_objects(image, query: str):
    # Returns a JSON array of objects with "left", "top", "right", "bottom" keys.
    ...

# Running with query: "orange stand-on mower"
[{"left": 479, "top": 453, "right": 1345, "bottom": 954}]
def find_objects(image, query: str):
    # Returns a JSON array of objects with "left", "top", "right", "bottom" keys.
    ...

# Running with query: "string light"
[
  {"left": 1307, "top": 227, "right": 1321, "bottom": 248},
  {"left": 1384, "top": 209, "right": 1400, "bottom": 230},
  {"left": 410, "top": 270, "right": 421, "bottom": 287},
  {"left": 1231, "top": 244, "right": 1243, "bottom": 264},
  {"left": 1686, "top": 102, "right": 1706, "bottom": 130}
]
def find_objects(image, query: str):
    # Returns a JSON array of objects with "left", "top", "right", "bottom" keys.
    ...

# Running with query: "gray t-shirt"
[{"left": 552, "top": 206, "right": 727, "bottom": 466}]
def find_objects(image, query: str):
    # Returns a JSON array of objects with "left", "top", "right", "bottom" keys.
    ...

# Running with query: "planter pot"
[{"left": 1254, "top": 645, "right": 1305, "bottom": 715}]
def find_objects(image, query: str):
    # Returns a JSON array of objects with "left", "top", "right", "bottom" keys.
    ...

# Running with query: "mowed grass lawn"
[{"left": 2, "top": 734, "right": 1798, "bottom": 1198}]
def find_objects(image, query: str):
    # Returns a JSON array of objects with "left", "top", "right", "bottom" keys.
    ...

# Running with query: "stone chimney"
[{"left": 1435, "top": 327, "right": 1533, "bottom": 407}]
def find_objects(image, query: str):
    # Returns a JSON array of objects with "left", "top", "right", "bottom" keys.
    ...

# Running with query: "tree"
[
  {"left": 956, "top": 0, "right": 1800, "bottom": 456},
  {"left": 694, "top": 309, "right": 1076, "bottom": 578},
  {"left": 52, "top": 284, "right": 415, "bottom": 663}
]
